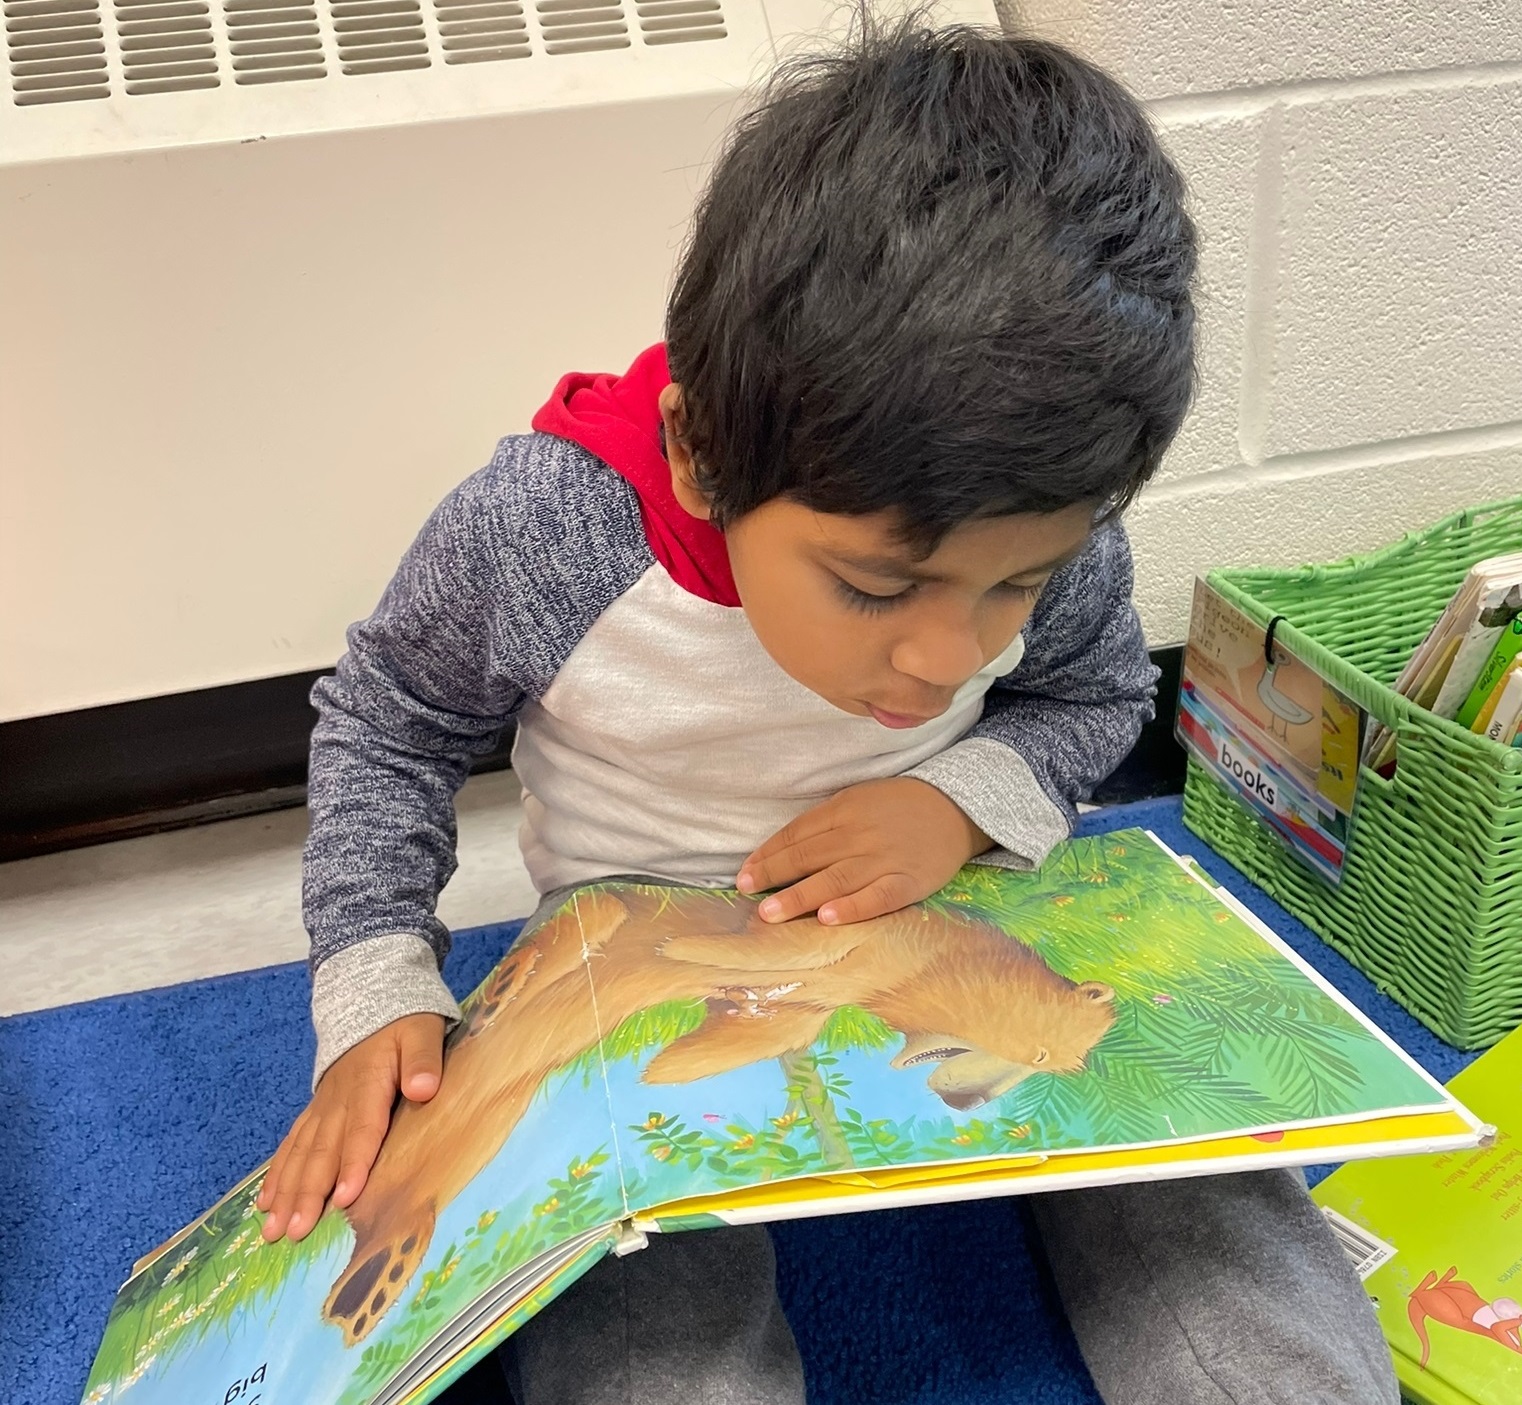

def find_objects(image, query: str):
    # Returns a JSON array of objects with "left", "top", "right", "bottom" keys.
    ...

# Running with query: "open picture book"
[{"left": 81, "top": 830, "right": 1487, "bottom": 1405}]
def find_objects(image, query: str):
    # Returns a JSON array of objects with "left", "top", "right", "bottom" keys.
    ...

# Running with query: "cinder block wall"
[{"left": 1014, "top": 2, "right": 1522, "bottom": 643}]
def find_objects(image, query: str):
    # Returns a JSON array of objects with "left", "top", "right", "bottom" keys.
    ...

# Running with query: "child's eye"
[
  {"left": 996, "top": 580, "right": 1046, "bottom": 603},
  {"left": 834, "top": 578, "right": 913, "bottom": 614}
]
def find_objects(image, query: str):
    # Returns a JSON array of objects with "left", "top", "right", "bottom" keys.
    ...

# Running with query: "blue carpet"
[{"left": 0, "top": 798, "right": 1478, "bottom": 1405}]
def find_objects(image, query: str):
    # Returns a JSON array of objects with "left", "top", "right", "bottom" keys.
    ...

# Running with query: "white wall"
[
  {"left": 1014, "top": 1, "right": 1522, "bottom": 641},
  {"left": 3, "top": 1, "right": 1515, "bottom": 720}
]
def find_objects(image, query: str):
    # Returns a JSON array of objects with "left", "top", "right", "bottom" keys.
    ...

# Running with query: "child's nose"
[{"left": 891, "top": 622, "right": 985, "bottom": 690}]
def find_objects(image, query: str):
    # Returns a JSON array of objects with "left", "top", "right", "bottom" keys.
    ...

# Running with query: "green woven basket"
[{"left": 1182, "top": 495, "right": 1522, "bottom": 1050}]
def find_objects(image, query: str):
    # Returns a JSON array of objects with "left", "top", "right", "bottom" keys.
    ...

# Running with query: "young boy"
[{"left": 259, "top": 18, "right": 1398, "bottom": 1405}]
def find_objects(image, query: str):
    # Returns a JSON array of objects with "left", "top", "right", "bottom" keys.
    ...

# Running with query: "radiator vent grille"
[
  {"left": 5, "top": 0, "right": 726, "bottom": 102},
  {"left": 436, "top": 0, "right": 526, "bottom": 65},
  {"left": 4, "top": 0, "right": 110, "bottom": 105},
  {"left": 635, "top": 0, "right": 721, "bottom": 45},
  {"left": 115, "top": 0, "right": 218, "bottom": 94},
  {"left": 534, "top": 0, "right": 624, "bottom": 55},
  {"left": 226, "top": 0, "right": 325, "bottom": 85},
  {"left": 332, "top": 0, "right": 427, "bottom": 74}
]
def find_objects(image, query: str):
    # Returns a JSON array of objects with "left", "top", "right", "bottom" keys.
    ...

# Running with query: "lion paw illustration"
[{"left": 324, "top": 1208, "right": 435, "bottom": 1346}]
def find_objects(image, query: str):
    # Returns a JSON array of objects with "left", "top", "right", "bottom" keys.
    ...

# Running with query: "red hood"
[{"left": 532, "top": 345, "right": 739, "bottom": 607}]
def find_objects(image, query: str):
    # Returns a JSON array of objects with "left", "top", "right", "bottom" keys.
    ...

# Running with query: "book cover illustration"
[
  {"left": 83, "top": 832, "right": 1454, "bottom": 1405},
  {"left": 1177, "top": 578, "right": 1364, "bottom": 881},
  {"left": 1315, "top": 1023, "right": 1522, "bottom": 1405}
]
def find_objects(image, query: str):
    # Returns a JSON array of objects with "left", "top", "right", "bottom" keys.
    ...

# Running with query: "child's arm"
[
  {"left": 259, "top": 467, "right": 526, "bottom": 1241},
  {"left": 301, "top": 472, "right": 529, "bottom": 1084},
  {"left": 300, "top": 442, "right": 647, "bottom": 1079},
  {"left": 740, "top": 523, "right": 1155, "bottom": 924},
  {"left": 262, "top": 438, "right": 647, "bottom": 1241}
]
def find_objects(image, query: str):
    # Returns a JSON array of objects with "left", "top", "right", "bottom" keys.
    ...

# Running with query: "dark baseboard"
[
  {"left": 0, "top": 672, "right": 513, "bottom": 863},
  {"left": 1, "top": 646, "right": 1184, "bottom": 864}
]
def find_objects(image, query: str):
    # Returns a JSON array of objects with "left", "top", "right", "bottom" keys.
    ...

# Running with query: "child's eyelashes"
[
  {"left": 997, "top": 580, "right": 1046, "bottom": 603},
  {"left": 831, "top": 576, "right": 1046, "bottom": 614},
  {"left": 834, "top": 578, "right": 913, "bottom": 614}
]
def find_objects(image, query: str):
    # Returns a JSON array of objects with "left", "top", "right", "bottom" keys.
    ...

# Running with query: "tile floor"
[{"left": 0, "top": 769, "right": 537, "bottom": 1016}]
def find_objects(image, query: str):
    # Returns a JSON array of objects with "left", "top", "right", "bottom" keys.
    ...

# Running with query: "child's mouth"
[{"left": 867, "top": 704, "right": 938, "bottom": 729}]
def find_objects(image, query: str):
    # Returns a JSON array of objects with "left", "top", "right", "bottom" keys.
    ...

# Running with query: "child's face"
[
  {"left": 723, "top": 497, "right": 1094, "bottom": 726},
  {"left": 664, "top": 391, "right": 1095, "bottom": 727}
]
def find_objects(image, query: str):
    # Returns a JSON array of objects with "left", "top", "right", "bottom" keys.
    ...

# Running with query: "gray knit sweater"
[{"left": 303, "top": 431, "right": 1158, "bottom": 1081}]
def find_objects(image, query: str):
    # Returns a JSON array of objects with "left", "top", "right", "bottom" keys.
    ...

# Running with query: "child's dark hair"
[{"left": 665, "top": 14, "right": 1198, "bottom": 548}]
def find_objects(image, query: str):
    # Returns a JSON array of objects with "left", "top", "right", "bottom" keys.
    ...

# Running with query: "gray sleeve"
[
  {"left": 908, "top": 521, "right": 1158, "bottom": 870},
  {"left": 303, "top": 435, "right": 649, "bottom": 1084}
]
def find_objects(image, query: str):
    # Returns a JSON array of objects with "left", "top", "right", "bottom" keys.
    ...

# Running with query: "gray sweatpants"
[{"left": 500, "top": 884, "right": 1397, "bottom": 1405}]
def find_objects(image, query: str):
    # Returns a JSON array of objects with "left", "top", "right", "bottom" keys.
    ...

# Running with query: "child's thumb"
[{"left": 398, "top": 1018, "right": 444, "bottom": 1102}]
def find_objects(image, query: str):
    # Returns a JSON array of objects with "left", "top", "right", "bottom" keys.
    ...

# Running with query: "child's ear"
[{"left": 659, "top": 383, "right": 713, "bottom": 522}]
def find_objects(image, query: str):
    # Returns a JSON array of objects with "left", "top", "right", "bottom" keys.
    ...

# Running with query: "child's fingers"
[
  {"left": 815, "top": 871, "right": 921, "bottom": 927},
  {"left": 283, "top": 1112, "right": 345, "bottom": 1242},
  {"left": 741, "top": 822, "right": 795, "bottom": 874},
  {"left": 739, "top": 832, "right": 846, "bottom": 896},
  {"left": 737, "top": 807, "right": 841, "bottom": 892},
  {"left": 256, "top": 1114, "right": 303, "bottom": 1212},
  {"left": 332, "top": 1085, "right": 395, "bottom": 1207},
  {"left": 397, "top": 1016, "right": 445, "bottom": 1102},
  {"left": 261, "top": 1113, "right": 320, "bottom": 1240},
  {"left": 757, "top": 859, "right": 876, "bottom": 924}
]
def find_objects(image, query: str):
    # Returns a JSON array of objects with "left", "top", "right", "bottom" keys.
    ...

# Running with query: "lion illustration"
[
  {"left": 1408, "top": 1267, "right": 1522, "bottom": 1369},
  {"left": 321, "top": 887, "right": 1116, "bottom": 1343}
]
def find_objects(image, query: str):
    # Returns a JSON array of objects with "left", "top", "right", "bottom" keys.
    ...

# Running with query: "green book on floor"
[{"left": 1314, "top": 1023, "right": 1522, "bottom": 1405}]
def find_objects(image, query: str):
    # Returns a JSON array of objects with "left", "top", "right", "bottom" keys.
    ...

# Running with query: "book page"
[
  {"left": 644, "top": 1106, "right": 1477, "bottom": 1233},
  {"left": 81, "top": 896, "right": 628, "bottom": 1405},
  {"left": 370, "top": 1228, "right": 615, "bottom": 1405},
  {"left": 551, "top": 833, "right": 1450, "bottom": 1220}
]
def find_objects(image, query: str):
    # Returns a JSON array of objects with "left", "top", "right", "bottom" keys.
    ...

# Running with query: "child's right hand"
[{"left": 257, "top": 1012, "right": 446, "bottom": 1243}]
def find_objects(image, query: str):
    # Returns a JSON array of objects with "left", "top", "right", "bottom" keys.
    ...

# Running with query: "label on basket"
[{"left": 1177, "top": 579, "right": 1366, "bottom": 884}]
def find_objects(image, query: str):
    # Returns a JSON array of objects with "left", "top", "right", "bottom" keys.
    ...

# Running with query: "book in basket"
[
  {"left": 1363, "top": 551, "right": 1522, "bottom": 769},
  {"left": 81, "top": 830, "right": 1486, "bottom": 1405},
  {"left": 1314, "top": 1022, "right": 1522, "bottom": 1405}
]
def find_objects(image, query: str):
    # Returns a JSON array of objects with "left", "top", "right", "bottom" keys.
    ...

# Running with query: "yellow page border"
[{"left": 648, "top": 1108, "right": 1477, "bottom": 1219}]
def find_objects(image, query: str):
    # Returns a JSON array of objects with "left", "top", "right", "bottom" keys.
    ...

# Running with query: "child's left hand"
[{"left": 737, "top": 777, "right": 990, "bottom": 925}]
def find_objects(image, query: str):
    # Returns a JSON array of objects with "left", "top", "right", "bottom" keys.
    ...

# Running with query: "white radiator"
[{"left": 0, "top": 0, "right": 998, "bottom": 719}]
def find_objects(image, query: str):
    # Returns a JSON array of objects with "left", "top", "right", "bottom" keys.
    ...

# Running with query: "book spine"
[
  {"left": 1472, "top": 656, "right": 1522, "bottom": 735},
  {"left": 1481, "top": 666, "right": 1522, "bottom": 743},
  {"left": 1456, "top": 617, "right": 1522, "bottom": 728},
  {"left": 1430, "top": 590, "right": 1515, "bottom": 718}
]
